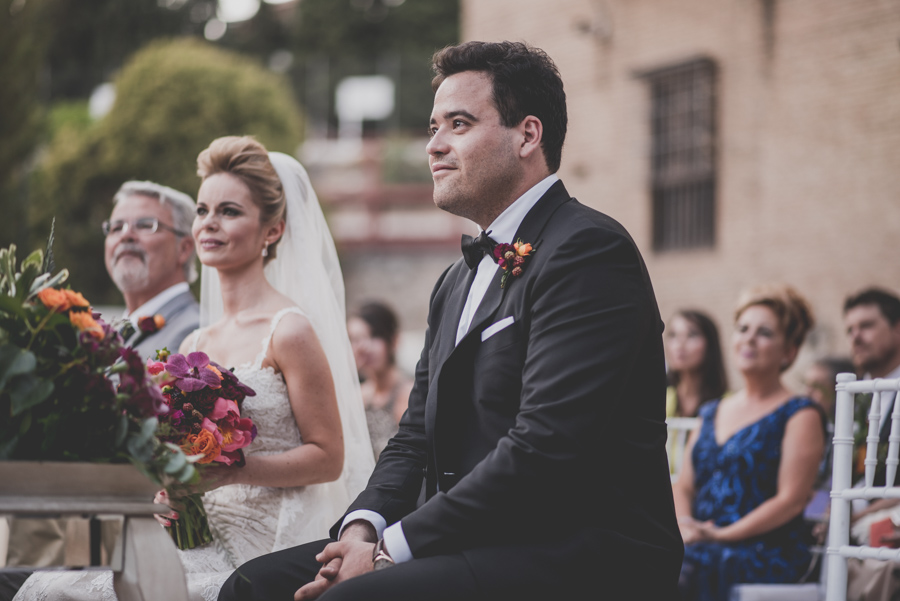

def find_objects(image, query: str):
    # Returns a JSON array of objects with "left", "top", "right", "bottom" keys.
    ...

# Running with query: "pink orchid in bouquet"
[{"left": 148, "top": 350, "right": 257, "bottom": 549}]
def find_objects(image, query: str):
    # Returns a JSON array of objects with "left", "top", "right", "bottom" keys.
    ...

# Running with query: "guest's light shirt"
[
  {"left": 122, "top": 282, "right": 190, "bottom": 328},
  {"left": 340, "top": 174, "right": 559, "bottom": 564}
]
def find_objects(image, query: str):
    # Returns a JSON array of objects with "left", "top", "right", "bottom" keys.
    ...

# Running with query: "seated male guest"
[
  {"left": 219, "top": 40, "right": 682, "bottom": 601},
  {"left": 103, "top": 180, "right": 200, "bottom": 358}
]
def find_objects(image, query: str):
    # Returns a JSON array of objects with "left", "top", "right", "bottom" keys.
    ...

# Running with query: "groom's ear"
[{"left": 517, "top": 115, "right": 543, "bottom": 161}]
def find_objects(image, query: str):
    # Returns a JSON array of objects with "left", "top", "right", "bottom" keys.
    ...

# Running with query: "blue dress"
[{"left": 680, "top": 397, "right": 819, "bottom": 601}]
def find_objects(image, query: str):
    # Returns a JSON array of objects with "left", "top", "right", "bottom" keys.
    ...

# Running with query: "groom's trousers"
[
  {"left": 218, "top": 539, "right": 481, "bottom": 601},
  {"left": 216, "top": 532, "right": 642, "bottom": 601}
]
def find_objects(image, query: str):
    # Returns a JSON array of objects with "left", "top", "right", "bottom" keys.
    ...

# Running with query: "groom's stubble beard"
[
  {"left": 111, "top": 243, "right": 151, "bottom": 292},
  {"left": 432, "top": 141, "right": 523, "bottom": 228}
]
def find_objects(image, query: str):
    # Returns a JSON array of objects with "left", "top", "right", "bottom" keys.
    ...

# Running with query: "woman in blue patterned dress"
[{"left": 673, "top": 284, "right": 826, "bottom": 601}]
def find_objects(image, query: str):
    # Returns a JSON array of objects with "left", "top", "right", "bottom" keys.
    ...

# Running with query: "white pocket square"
[{"left": 481, "top": 316, "right": 515, "bottom": 342}]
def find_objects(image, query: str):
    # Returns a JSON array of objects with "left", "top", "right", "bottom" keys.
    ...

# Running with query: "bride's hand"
[
  {"left": 153, "top": 489, "right": 181, "bottom": 527},
  {"left": 193, "top": 464, "right": 236, "bottom": 493}
]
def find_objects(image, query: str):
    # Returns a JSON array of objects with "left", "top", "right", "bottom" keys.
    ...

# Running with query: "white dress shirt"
[
  {"left": 122, "top": 282, "right": 190, "bottom": 328},
  {"left": 341, "top": 174, "right": 560, "bottom": 563}
]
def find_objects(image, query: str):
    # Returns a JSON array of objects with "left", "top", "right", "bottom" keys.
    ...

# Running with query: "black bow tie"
[{"left": 461, "top": 231, "right": 497, "bottom": 270}]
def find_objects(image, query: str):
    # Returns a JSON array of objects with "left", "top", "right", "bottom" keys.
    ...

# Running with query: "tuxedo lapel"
[
  {"left": 433, "top": 260, "right": 478, "bottom": 366},
  {"left": 458, "top": 180, "right": 572, "bottom": 344}
]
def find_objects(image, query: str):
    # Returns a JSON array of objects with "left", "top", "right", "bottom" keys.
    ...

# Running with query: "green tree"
[
  {"left": 0, "top": 0, "right": 53, "bottom": 251},
  {"left": 41, "top": 0, "right": 210, "bottom": 100},
  {"left": 29, "top": 38, "right": 304, "bottom": 305},
  {"left": 290, "top": 0, "right": 459, "bottom": 134}
]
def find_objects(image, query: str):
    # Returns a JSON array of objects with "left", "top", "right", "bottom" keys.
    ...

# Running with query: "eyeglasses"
[{"left": 102, "top": 217, "right": 187, "bottom": 237}]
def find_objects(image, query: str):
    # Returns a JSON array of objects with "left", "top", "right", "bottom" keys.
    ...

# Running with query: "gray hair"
[{"left": 112, "top": 180, "right": 198, "bottom": 283}]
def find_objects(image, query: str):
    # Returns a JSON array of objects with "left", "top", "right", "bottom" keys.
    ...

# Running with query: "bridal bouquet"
[
  {"left": 148, "top": 350, "right": 257, "bottom": 549},
  {"left": 0, "top": 235, "right": 198, "bottom": 524}
]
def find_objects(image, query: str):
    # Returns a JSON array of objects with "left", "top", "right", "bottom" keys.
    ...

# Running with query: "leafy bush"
[{"left": 29, "top": 38, "right": 305, "bottom": 304}]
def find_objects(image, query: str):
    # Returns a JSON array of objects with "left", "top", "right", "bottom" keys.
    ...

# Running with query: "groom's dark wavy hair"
[{"left": 432, "top": 41, "right": 568, "bottom": 173}]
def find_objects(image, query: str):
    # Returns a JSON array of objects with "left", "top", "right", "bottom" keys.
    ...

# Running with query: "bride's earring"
[{"left": 262, "top": 242, "right": 269, "bottom": 258}]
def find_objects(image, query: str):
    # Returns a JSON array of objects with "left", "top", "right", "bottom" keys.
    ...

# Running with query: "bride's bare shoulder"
[{"left": 271, "top": 307, "right": 316, "bottom": 344}]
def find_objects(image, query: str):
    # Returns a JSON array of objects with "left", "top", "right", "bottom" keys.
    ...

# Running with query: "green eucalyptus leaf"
[
  {"left": 9, "top": 376, "right": 54, "bottom": 416},
  {"left": 176, "top": 462, "right": 196, "bottom": 482},
  {"left": 139, "top": 417, "right": 158, "bottom": 442},
  {"left": 0, "top": 344, "right": 37, "bottom": 390},
  {"left": 164, "top": 450, "right": 187, "bottom": 474},
  {"left": 127, "top": 435, "right": 153, "bottom": 463}
]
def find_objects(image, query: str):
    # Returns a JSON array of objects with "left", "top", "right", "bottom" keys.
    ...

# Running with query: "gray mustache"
[{"left": 114, "top": 243, "right": 146, "bottom": 263}]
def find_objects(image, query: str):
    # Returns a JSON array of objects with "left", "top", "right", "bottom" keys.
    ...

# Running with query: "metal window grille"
[{"left": 646, "top": 59, "right": 717, "bottom": 251}]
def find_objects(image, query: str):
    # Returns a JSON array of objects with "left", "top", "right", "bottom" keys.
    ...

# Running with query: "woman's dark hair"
[
  {"left": 668, "top": 309, "right": 729, "bottom": 405},
  {"left": 431, "top": 41, "right": 567, "bottom": 173},
  {"left": 355, "top": 301, "right": 400, "bottom": 365}
]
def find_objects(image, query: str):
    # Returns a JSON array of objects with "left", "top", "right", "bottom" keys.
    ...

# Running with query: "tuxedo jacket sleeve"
[{"left": 335, "top": 181, "right": 681, "bottom": 572}]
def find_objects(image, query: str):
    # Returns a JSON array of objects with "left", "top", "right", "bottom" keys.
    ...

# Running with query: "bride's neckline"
[{"left": 193, "top": 306, "right": 307, "bottom": 373}]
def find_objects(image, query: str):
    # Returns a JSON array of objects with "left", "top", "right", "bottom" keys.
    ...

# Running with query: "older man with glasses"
[{"left": 102, "top": 180, "right": 200, "bottom": 361}]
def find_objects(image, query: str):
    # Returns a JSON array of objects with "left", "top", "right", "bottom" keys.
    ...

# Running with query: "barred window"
[{"left": 645, "top": 59, "right": 717, "bottom": 251}]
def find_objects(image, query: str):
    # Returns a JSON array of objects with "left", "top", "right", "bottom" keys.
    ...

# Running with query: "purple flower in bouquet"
[
  {"left": 165, "top": 352, "right": 223, "bottom": 392},
  {"left": 210, "top": 361, "right": 257, "bottom": 405},
  {"left": 118, "top": 347, "right": 168, "bottom": 417},
  {"left": 76, "top": 315, "right": 121, "bottom": 365},
  {"left": 127, "top": 385, "right": 168, "bottom": 418}
]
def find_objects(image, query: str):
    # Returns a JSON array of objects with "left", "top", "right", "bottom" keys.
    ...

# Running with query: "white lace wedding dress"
[{"left": 14, "top": 307, "right": 352, "bottom": 601}]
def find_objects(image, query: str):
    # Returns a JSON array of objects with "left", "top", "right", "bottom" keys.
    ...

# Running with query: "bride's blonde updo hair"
[{"left": 197, "top": 136, "right": 286, "bottom": 264}]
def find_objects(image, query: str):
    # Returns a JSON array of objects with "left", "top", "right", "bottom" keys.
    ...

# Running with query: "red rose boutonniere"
[
  {"left": 493, "top": 239, "right": 535, "bottom": 288},
  {"left": 138, "top": 314, "right": 166, "bottom": 333}
]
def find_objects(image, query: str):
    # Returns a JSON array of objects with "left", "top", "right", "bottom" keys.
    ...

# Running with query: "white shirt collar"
[
  {"left": 124, "top": 282, "right": 190, "bottom": 326},
  {"left": 482, "top": 174, "right": 559, "bottom": 244}
]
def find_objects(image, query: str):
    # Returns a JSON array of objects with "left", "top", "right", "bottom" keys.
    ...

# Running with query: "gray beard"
[{"left": 111, "top": 259, "right": 150, "bottom": 292}]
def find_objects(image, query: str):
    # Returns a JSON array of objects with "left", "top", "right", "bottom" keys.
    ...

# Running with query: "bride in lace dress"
[{"left": 13, "top": 137, "right": 374, "bottom": 601}]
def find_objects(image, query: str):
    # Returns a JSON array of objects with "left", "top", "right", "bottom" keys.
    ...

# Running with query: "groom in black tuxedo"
[{"left": 219, "top": 40, "right": 682, "bottom": 601}]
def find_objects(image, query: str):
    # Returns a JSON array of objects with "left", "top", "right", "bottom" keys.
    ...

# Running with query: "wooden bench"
[{"left": 0, "top": 461, "right": 188, "bottom": 601}]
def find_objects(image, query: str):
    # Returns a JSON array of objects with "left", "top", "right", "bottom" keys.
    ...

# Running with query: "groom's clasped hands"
[{"left": 293, "top": 522, "right": 378, "bottom": 601}]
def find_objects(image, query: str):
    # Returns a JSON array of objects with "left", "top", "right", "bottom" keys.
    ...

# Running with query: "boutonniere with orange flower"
[
  {"left": 492, "top": 239, "right": 535, "bottom": 288},
  {"left": 138, "top": 314, "right": 166, "bottom": 334}
]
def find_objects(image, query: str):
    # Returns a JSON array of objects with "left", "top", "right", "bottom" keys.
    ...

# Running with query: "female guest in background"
[
  {"left": 347, "top": 301, "right": 412, "bottom": 459},
  {"left": 665, "top": 309, "right": 729, "bottom": 417},
  {"left": 674, "top": 284, "right": 826, "bottom": 601}
]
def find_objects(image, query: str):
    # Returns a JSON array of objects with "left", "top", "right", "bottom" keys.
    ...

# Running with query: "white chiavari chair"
[
  {"left": 667, "top": 416, "right": 701, "bottom": 483},
  {"left": 825, "top": 373, "right": 900, "bottom": 601}
]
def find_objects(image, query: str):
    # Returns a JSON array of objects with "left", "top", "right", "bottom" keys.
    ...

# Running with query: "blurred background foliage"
[
  {"left": 0, "top": 0, "right": 459, "bottom": 304},
  {"left": 29, "top": 38, "right": 305, "bottom": 305}
]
